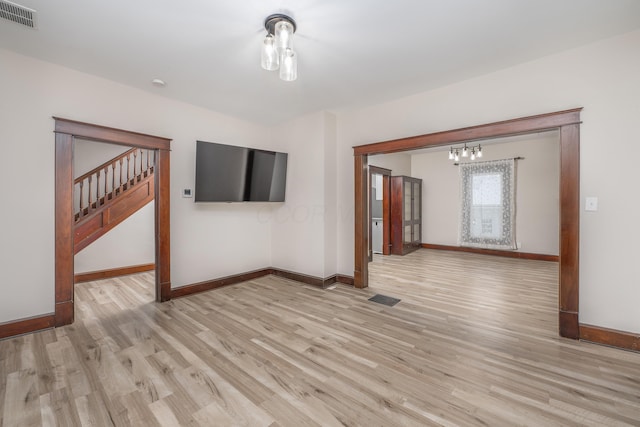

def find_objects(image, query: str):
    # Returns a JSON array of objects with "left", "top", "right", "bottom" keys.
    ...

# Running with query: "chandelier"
[
  {"left": 448, "top": 143, "right": 483, "bottom": 161},
  {"left": 261, "top": 14, "right": 297, "bottom": 82}
]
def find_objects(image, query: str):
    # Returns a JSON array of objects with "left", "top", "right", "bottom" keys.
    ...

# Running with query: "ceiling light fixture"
[
  {"left": 448, "top": 143, "right": 482, "bottom": 162},
  {"left": 261, "top": 13, "right": 297, "bottom": 82}
]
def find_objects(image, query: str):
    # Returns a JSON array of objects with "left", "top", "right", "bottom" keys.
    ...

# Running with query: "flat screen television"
[{"left": 195, "top": 140, "right": 288, "bottom": 202}]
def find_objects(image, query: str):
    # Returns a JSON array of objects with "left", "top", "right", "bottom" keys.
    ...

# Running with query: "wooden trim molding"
[
  {"left": 354, "top": 108, "right": 582, "bottom": 340},
  {"left": 171, "top": 269, "right": 273, "bottom": 299},
  {"left": 354, "top": 155, "right": 369, "bottom": 288},
  {"left": 54, "top": 132, "right": 74, "bottom": 327},
  {"left": 54, "top": 117, "right": 172, "bottom": 328},
  {"left": 335, "top": 275, "right": 355, "bottom": 286},
  {"left": 171, "top": 268, "right": 358, "bottom": 299},
  {"left": 54, "top": 117, "right": 171, "bottom": 151},
  {"left": 0, "top": 314, "right": 55, "bottom": 340},
  {"left": 75, "top": 263, "right": 156, "bottom": 283},
  {"left": 273, "top": 269, "right": 326, "bottom": 288},
  {"left": 421, "top": 243, "right": 559, "bottom": 262},
  {"left": 353, "top": 108, "right": 582, "bottom": 156},
  {"left": 580, "top": 324, "right": 640, "bottom": 352}
]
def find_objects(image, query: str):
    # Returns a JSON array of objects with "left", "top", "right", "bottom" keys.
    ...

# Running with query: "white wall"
[
  {"left": 323, "top": 112, "right": 338, "bottom": 277},
  {"left": 0, "top": 48, "right": 273, "bottom": 322},
  {"left": 336, "top": 29, "right": 640, "bottom": 334},
  {"left": 269, "top": 112, "right": 328, "bottom": 278},
  {"left": 369, "top": 152, "right": 412, "bottom": 176},
  {"left": 74, "top": 203, "right": 155, "bottom": 273},
  {"left": 409, "top": 132, "right": 560, "bottom": 255}
]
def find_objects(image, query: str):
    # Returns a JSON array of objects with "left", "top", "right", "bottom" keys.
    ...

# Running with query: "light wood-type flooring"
[{"left": 2, "top": 249, "right": 640, "bottom": 426}]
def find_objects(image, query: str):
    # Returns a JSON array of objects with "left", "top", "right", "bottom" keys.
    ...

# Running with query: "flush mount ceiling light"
[
  {"left": 261, "top": 13, "right": 297, "bottom": 82},
  {"left": 448, "top": 143, "right": 483, "bottom": 161}
]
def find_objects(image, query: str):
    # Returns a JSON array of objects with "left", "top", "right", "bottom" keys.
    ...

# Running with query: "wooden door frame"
[
  {"left": 354, "top": 108, "right": 582, "bottom": 339},
  {"left": 368, "top": 166, "right": 392, "bottom": 261},
  {"left": 54, "top": 118, "right": 172, "bottom": 327}
]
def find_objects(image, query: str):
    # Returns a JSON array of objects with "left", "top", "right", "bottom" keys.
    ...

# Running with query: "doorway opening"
[
  {"left": 353, "top": 109, "right": 581, "bottom": 339},
  {"left": 54, "top": 118, "right": 172, "bottom": 327},
  {"left": 369, "top": 166, "right": 391, "bottom": 261}
]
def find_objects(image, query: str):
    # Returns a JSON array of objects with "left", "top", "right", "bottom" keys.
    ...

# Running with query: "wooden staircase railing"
[{"left": 73, "top": 147, "right": 156, "bottom": 254}]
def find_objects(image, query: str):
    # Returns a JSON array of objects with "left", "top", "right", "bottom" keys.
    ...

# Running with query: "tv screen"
[{"left": 195, "top": 141, "right": 288, "bottom": 202}]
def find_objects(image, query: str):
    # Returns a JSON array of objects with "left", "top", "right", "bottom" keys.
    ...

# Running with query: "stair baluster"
[
  {"left": 87, "top": 175, "right": 93, "bottom": 214},
  {"left": 79, "top": 181, "right": 85, "bottom": 218},
  {"left": 133, "top": 150, "right": 138, "bottom": 183}
]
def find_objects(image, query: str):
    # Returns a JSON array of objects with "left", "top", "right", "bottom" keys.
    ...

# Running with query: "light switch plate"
[
  {"left": 182, "top": 188, "right": 193, "bottom": 198},
  {"left": 585, "top": 197, "right": 598, "bottom": 211}
]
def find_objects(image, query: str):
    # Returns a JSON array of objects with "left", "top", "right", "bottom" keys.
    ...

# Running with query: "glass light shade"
[
  {"left": 280, "top": 48, "right": 297, "bottom": 81},
  {"left": 261, "top": 35, "right": 279, "bottom": 71},
  {"left": 275, "top": 20, "right": 294, "bottom": 54},
  {"left": 462, "top": 145, "right": 468, "bottom": 157},
  {"left": 471, "top": 150, "right": 476, "bottom": 160},
  {"left": 477, "top": 146, "right": 483, "bottom": 157},
  {"left": 448, "top": 148, "right": 454, "bottom": 160},
  {"left": 454, "top": 151, "right": 460, "bottom": 162}
]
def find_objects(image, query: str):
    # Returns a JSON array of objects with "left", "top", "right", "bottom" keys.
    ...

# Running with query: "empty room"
[{"left": 1, "top": 1, "right": 640, "bottom": 425}]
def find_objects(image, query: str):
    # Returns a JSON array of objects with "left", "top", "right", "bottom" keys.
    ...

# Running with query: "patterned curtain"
[{"left": 459, "top": 158, "right": 517, "bottom": 250}]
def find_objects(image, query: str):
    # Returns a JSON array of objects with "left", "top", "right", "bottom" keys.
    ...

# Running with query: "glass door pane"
[
  {"left": 413, "top": 181, "right": 421, "bottom": 221},
  {"left": 404, "top": 181, "right": 411, "bottom": 221}
]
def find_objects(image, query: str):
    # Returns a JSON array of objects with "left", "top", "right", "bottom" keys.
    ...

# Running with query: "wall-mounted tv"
[{"left": 195, "top": 140, "right": 288, "bottom": 202}]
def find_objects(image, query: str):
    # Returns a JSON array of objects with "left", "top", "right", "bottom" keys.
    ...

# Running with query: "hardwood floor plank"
[{"left": 1, "top": 249, "right": 640, "bottom": 425}]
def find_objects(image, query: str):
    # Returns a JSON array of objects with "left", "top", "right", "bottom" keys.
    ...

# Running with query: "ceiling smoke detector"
[{"left": 0, "top": 0, "right": 37, "bottom": 29}]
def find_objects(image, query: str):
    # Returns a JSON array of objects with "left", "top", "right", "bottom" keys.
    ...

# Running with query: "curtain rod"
[{"left": 453, "top": 156, "right": 524, "bottom": 166}]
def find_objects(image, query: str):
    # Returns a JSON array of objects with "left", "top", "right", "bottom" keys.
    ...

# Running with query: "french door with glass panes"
[{"left": 390, "top": 176, "right": 422, "bottom": 255}]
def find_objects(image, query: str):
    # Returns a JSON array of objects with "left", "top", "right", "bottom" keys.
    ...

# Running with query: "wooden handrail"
[{"left": 74, "top": 147, "right": 138, "bottom": 185}]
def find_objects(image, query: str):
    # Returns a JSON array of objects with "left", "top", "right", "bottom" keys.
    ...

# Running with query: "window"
[{"left": 459, "top": 159, "right": 516, "bottom": 249}]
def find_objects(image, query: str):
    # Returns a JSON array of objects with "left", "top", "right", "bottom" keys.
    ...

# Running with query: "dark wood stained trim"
[
  {"left": 54, "top": 300, "right": 74, "bottom": 327},
  {"left": 354, "top": 108, "right": 582, "bottom": 340},
  {"left": 353, "top": 108, "right": 582, "bottom": 156},
  {"left": 559, "top": 123, "right": 580, "bottom": 339},
  {"left": 272, "top": 269, "right": 325, "bottom": 288},
  {"left": 421, "top": 243, "right": 559, "bottom": 262},
  {"left": 54, "top": 117, "right": 172, "bottom": 327},
  {"left": 54, "top": 117, "right": 171, "bottom": 151},
  {"left": 580, "top": 324, "right": 640, "bottom": 352},
  {"left": 55, "top": 132, "right": 75, "bottom": 327},
  {"left": 171, "top": 269, "right": 358, "bottom": 300},
  {"left": 171, "top": 269, "right": 273, "bottom": 299},
  {"left": 382, "top": 175, "right": 391, "bottom": 256},
  {"left": 354, "top": 155, "right": 369, "bottom": 288},
  {"left": 155, "top": 148, "right": 172, "bottom": 302},
  {"left": 0, "top": 314, "right": 55, "bottom": 340},
  {"left": 336, "top": 275, "right": 355, "bottom": 286},
  {"left": 75, "top": 263, "right": 156, "bottom": 283}
]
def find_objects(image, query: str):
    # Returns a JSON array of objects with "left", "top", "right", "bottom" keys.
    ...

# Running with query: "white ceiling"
[{"left": 1, "top": 0, "right": 639, "bottom": 125}]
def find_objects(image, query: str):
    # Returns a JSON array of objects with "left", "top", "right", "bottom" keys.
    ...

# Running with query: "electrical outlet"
[
  {"left": 516, "top": 241, "right": 522, "bottom": 249},
  {"left": 182, "top": 188, "right": 193, "bottom": 198}
]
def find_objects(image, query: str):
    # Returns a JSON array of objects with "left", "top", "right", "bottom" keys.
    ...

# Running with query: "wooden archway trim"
[
  {"left": 54, "top": 117, "right": 172, "bottom": 327},
  {"left": 353, "top": 108, "right": 582, "bottom": 339}
]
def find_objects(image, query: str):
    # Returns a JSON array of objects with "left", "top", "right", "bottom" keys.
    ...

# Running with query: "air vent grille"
[{"left": 0, "top": 0, "right": 37, "bottom": 29}]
